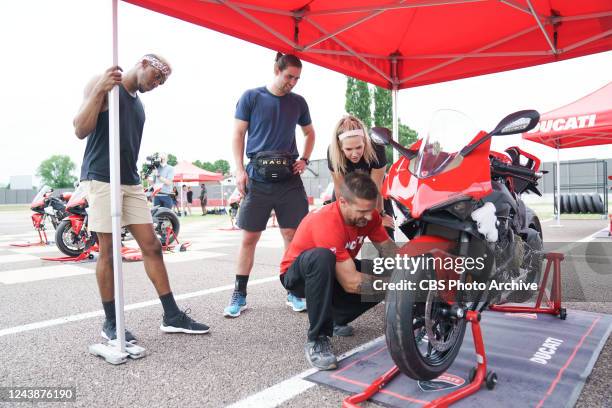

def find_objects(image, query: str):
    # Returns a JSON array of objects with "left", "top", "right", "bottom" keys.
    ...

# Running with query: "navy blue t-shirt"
[{"left": 235, "top": 86, "right": 311, "bottom": 181}]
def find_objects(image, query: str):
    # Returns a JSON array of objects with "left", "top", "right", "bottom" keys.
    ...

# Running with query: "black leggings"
[{"left": 281, "top": 248, "right": 380, "bottom": 341}]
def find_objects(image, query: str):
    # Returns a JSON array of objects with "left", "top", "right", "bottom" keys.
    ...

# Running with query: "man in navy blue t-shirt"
[{"left": 225, "top": 53, "right": 315, "bottom": 318}]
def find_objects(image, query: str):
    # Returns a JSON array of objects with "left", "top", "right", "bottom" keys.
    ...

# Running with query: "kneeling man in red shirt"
[{"left": 280, "top": 171, "right": 397, "bottom": 370}]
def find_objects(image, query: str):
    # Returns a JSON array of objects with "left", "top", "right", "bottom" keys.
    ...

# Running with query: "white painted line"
[
  {"left": 226, "top": 336, "right": 385, "bottom": 408},
  {"left": 187, "top": 242, "right": 234, "bottom": 251},
  {"left": 163, "top": 251, "right": 226, "bottom": 263},
  {"left": 0, "top": 276, "right": 279, "bottom": 338},
  {"left": 256, "top": 242, "right": 284, "bottom": 249},
  {"left": 0, "top": 253, "right": 40, "bottom": 264},
  {"left": 0, "top": 265, "right": 92, "bottom": 284},
  {"left": 4, "top": 245, "right": 59, "bottom": 254}
]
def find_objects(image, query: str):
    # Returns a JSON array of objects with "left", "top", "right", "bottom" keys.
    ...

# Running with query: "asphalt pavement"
[{"left": 0, "top": 210, "right": 610, "bottom": 407}]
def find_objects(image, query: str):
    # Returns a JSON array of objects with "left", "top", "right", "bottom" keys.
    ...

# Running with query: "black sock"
[
  {"left": 159, "top": 292, "right": 181, "bottom": 318},
  {"left": 102, "top": 300, "right": 116, "bottom": 321},
  {"left": 235, "top": 275, "right": 249, "bottom": 296}
]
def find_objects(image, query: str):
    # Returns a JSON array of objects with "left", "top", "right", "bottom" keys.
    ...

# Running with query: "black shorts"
[{"left": 237, "top": 175, "right": 308, "bottom": 232}]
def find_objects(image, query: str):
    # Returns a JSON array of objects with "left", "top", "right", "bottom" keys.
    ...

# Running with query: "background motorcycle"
[
  {"left": 28, "top": 186, "right": 71, "bottom": 238},
  {"left": 55, "top": 183, "right": 181, "bottom": 257},
  {"left": 372, "top": 109, "right": 543, "bottom": 381}
]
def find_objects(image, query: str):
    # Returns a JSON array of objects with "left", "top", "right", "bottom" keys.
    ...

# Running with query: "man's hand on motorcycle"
[
  {"left": 292, "top": 160, "right": 307, "bottom": 174},
  {"left": 382, "top": 214, "right": 395, "bottom": 229}
]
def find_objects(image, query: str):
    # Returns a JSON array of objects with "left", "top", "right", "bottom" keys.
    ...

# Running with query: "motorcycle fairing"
[{"left": 383, "top": 132, "right": 492, "bottom": 219}]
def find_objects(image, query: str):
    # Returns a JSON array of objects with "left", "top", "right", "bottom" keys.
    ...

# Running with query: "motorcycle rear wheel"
[
  {"left": 385, "top": 257, "right": 466, "bottom": 381},
  {"left": 155, "top": 209, "right": 180, "bottom": 245}
]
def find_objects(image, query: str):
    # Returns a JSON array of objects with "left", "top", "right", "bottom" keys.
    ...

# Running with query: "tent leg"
[
  {"left": 552, "top": 147, "right": 563, "bottom": 227},
  {"left": 89, "top": 0, "right": 146, "bottom": 364},
  {"left": 392, "top": 86, "right": 399, "bottom": 163}
]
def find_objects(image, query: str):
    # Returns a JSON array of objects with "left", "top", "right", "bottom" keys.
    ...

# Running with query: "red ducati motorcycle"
[
  {"left": 372, "top": 109, "right": 544, "bottom": 381},
  {"left": 21, "top": 186, "right": 71, "bottom": 245}
]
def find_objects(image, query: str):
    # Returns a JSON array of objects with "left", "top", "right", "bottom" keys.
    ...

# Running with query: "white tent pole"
[
  {"left": 110, "top": 0, "right": 126, "bottom": 352},
  {"left": 391, "top": 55, "right": 399, "bottom": 162},
  {"left": 556, "top": 147, "right": 561, "bottom": 225},
  {"left": 392, "top": 87, "right": 399, "bottom": 162}
]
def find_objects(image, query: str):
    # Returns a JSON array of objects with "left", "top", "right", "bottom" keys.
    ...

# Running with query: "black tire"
[
  {"left": 55, "top": 219, "right": 86, "bottom": 257},
  {"left": 584, "top": 193, "right": 595, "bottom": 213},
  {"left": 155, "top": 209, "right": 180, "bottom": 245},
  {"left": 559, "top": 194, "right": 566, "bottom": 214},
  {"left": 561, "top": 194, "right": 570, "bottom": 214},
  {"left": 591, "top": 193, "right": 604, "bottom": 213},
  {"left": 385, "top": 256, "right": 466, "bottom": 381},
  {"left": 576, "top": 194, "right": 587, "bottom": 213},
  {"left": 569, "top": 194, "right": 579, "bottom": 214}
]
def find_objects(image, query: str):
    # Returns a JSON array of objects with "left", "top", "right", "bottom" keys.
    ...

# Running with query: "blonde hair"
[{"left": 329, "top": 115, "right": 378, "bottom": 174}]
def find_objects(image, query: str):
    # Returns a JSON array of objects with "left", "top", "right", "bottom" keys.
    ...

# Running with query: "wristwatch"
[{"left": 300, "top": 157, "right": 310, "bottom": 165}]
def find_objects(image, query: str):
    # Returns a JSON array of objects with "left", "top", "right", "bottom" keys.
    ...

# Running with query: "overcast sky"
[{"left": 0, "top": 1, "right": 610, "bottom": 186}]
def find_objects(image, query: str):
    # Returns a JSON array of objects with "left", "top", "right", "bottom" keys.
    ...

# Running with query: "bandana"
[
  {"left": 142, "top": 55, "right": 171, "bottom": 83},
  {"left": 338, "top": 129, "right": 365, "bottom": 141}
]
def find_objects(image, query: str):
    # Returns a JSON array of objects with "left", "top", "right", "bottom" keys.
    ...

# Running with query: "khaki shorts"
[{"left": 83, "top": 180, "right": 152, "bottom": 233}]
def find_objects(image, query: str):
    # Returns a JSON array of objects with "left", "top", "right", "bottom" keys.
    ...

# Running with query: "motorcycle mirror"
[
  {"left": 370, "top": 127, "right": 392, "bottom": 145},
  {"left": 461, "top": 110, "right": 540, "bottom": 157},
  {"left": 370, "top": 126, "right": 418, "bottom": 161},
  {"left": 490, "top": 110, "right": 540, "bottom": 136}
]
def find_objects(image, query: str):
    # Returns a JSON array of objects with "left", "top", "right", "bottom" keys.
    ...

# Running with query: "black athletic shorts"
[{"left": 237, "top": 175, "right": 308, "bottom": 232}]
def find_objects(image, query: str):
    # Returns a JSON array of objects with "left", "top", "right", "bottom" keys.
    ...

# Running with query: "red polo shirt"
[{"left": 280, "top": 201, "right": 389, "bottom": 274}]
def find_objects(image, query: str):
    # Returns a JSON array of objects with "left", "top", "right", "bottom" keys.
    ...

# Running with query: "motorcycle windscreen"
[
  {"left": 413, "top": 110, "right": 479, "bottom": 178},
  {"left": 385, "top": 135, "right": 492, "bottom": 218},
  {"left": 31, "top": 185, "right": 52, "bottom": 209}
]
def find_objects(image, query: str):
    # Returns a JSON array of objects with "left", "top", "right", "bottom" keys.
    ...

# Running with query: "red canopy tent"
[
  {"left": 523, "top": 81, "right": 612, "bottom": 223},
  {"left": 172, "top": 161, "right": 225, "bottom": 208},
  {"left": 124, "top": 0, "right": 611, "bottom": 90},
  {"left": 172, "top": 161, "right": 224, "bottom": 182},
  {"left": 523, "top": 81, "right": 612, "bottom": 149},
  {"left": 100, "top": 0, "right": 612, "bottom": 358}
]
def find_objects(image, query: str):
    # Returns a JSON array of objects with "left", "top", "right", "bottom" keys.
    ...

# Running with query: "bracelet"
[{"left": 300, "top": 157, "right": 310, "bottom": 165}]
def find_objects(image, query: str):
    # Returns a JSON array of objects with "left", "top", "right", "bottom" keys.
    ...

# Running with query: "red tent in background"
[
  {"left": 522, "top": 81, "right": 612, "bottom": 224},
  {"left": 523, "top": 81, "right": 612, "bottom": 148},
  {"left": 124, "top": 0, "right": 611, "bottom": 90},
  {"left": 172, "top": 161, "right": 224, "bottom": 183}
]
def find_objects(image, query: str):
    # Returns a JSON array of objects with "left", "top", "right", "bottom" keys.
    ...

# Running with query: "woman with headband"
[{"left": 327, "top": 115, "right": 395, "bottom": 238}]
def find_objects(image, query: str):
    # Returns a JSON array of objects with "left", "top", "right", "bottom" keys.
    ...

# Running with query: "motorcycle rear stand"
[
  {"left": 342, "top": 252, "right": 567, "bottom": 408},
  {"left": 489, "top": 252, "right": 566, "bottom": 320}
]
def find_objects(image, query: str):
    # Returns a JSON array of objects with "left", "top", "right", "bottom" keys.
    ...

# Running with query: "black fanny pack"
[{"left": 252, "top": 151, "right": 295, "bottom": 182}]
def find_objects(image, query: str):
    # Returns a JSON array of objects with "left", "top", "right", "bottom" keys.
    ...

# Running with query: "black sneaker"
[
  {"left": 160, "top": 309, "right": 210, "bottom": 334},
  {"left": 101, "top": 319, "right": 137, "bottom": 344},
  {"left": 304, "top": 336, "right": 337, "bottom": 370},
  {"left": 333, "top": 323, "right": 354, "bottom": 337}
]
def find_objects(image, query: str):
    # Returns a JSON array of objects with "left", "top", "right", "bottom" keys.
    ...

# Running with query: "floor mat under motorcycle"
[{"left": 306, "top": 309, "right": 611, "bottom": 407}]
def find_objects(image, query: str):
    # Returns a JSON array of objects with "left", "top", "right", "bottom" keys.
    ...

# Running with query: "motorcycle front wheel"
[
  {"left": 385, "top": 256, "right": 466, "bottom": 381},
  {"left": 154, "top": 209, "right": 180, "bottom": 245},
  {"left": 55, "top": 219, "right": 86, "bottom": 257}
]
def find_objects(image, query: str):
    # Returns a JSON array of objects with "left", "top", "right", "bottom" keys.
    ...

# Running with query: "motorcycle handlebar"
[{"left": 491, "top": 160, "right": 540, "bottom": 179}]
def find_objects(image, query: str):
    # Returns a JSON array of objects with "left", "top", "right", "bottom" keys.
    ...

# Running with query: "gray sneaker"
[
  {"left": 304, "top": 336, "right": 337, "bottom": 370},
  {"left": 333, "top": 323, "right": 354, "bottom": 337},
  {"left": 101, "top": 319, "right": 137, "bottom": 344}
]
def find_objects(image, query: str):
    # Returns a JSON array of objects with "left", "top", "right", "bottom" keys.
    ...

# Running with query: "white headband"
[{"left": 338, "top": 129, "right": 365, "bottom": 141}]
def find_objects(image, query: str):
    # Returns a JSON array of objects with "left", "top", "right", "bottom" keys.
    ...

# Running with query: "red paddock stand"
[
  {"left": 489, "top": 252, "right": 566, "bottom": 320},
  {"left": 343, "top": 311, "right": 496, "bottom": 408},
  {"left": 42, "top": 244, "right": 145, "bottom": 263},
  {"left": 10, "top": 214, "right": 51, "bottom": 247}
]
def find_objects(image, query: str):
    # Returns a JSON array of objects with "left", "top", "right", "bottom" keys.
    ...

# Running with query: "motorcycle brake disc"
[{"left": 424, "top": 289, "right": 462, "bottom": 352}]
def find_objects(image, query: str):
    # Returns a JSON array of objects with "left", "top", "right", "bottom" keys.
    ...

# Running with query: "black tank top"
[{"left": 80, "top": 85, "right": 145, "bottom": 185}]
